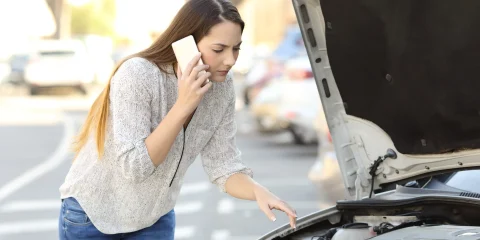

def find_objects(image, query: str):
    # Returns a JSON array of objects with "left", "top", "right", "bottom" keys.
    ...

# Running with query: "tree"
[
  {"left": 70, "top": 0, "right": 116, "bottom": 36},
  {"left": 231, "top": 0, "right": 244, "bottom": 6}
]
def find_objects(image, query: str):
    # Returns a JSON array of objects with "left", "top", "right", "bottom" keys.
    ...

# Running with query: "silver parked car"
[
  {"left": 23, "top": 39, "right": 95, "bottom": 95},
  {"left": 260, "top": 0, "right": 480, "bottom": 239},
  {"left": 251, "top": 55, "right": 322, "bottom": 144}
]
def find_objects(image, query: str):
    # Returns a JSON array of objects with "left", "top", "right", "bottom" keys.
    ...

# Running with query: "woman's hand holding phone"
[{"left": 175, "top": 52, "right": 212, "bottom": 117}]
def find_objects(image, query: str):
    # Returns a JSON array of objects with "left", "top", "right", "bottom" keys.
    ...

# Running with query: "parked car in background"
[
  {"left": 251, "top": 54, "right": 321, "bottom": 145},
  {"left": 6, "top": 53, "right": 30, "bottom": 85},
  {"left": 243, "top": 25, "right": 306, "bottom": 106},
  {"left": 250, "top": 78, "right": 288, "bottom": 133},
  {"left": 261, "top": 0, "right": 480, "bottom": 239},
  {"left": 23, "top": 39, "right": 95, "bottom": 95},
  {"left": 0, "top": 57, "right": 11, "bottom": 84},
  {"left": 277, "top": 56, "right": 320, "bottom": 144},
  {"left": 244, "top": 55, "right": 283, "bottom": 106}
]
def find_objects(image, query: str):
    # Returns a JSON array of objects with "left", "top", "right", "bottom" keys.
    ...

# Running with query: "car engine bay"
[
  {"left": 280, "top": 197, "right": 480, "bottom": 240},
  {"left": 311, "top": 220, "right": 480, "bottom": 240}
]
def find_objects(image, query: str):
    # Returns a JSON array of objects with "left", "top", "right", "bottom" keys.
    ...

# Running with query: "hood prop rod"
[{"left": 369, "top": 149, "right": 397, "bottom": 198}]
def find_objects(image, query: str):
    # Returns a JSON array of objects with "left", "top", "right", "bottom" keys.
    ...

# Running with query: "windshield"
[
  {"left": 444, "top": 170, "right": 480, "bottom": 193},
  {"left": 39, "top": 51, "right": 76, "bottom": 57}
]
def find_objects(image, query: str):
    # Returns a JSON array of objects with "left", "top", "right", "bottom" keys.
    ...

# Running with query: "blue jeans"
[{"left": 58, "top": 197, "right": 175, "bottom": 240}]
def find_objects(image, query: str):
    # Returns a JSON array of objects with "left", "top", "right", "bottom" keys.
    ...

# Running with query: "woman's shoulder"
[
  {"left": 113, "top": 57, "right": 172, "bottom": 86},
  {"left": 109, "top": 57, "right": 162, "bottom": 100},
  {"left": 116, "top": 57, "right": 159, "bottom": 77}
]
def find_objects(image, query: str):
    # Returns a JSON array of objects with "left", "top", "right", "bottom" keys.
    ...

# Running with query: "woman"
[{"left": 58, "top": 0, "right": 297, "bottom": 239}]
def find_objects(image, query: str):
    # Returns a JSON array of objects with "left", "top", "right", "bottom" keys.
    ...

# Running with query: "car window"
[
  {"left": 9, "top": 54, "right": 30, "bottom": 69},
  {"left": 39, "top": 51, "right": 76, "bottom": 57}
]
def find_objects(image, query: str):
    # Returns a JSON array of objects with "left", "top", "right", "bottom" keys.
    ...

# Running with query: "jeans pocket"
[{"left": 63, "top": 198, "right": 92, "bottom": 226}]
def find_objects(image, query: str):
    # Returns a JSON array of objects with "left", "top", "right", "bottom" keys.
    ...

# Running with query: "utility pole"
[
  {"left": 231, "top": 0, "right": 244, "bottom": 6},
  {"left": 45, "top": 0, "right": 71, "bottom": 39}
]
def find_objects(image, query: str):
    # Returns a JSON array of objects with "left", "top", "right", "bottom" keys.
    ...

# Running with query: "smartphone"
[{"left": 172, "top": 35, "right": 207, "bottom": 78}]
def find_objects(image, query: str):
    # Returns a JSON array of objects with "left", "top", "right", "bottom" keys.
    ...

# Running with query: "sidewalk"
[{"left": 0, "top": 84, "right": 103, "bottom": 126}]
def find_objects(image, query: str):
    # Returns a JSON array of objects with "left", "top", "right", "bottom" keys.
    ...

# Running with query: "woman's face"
[{"left": 197, "top": 20, "right": 242, "bottom": 82}]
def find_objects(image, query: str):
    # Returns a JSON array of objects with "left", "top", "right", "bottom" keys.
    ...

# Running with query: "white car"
[
  {"left": 261, "top": 0, "right": 480, "bottom": 239},
  {"left": 252, "top": 55, "right": 322, "bottom": 144},
  {"left": 277, "top": 56, "right": 321, "bottom": 144},
  {"left": 0, "top": 62, "right": 10, "bottom": 84},
  {"left": 24, "top": 39, "right": 95, "bottom": 95}
]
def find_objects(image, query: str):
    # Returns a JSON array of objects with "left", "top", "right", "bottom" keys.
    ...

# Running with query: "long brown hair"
[{"left": 73, "top": 0, "right": 244, "bottom": 158}]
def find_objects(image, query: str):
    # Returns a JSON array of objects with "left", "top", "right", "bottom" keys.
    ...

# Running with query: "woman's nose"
[{"left": 224, "top": 51, "right": 236, "bottom": 67}]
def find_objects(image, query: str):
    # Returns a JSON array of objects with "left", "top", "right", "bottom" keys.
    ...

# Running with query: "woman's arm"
[
  {"left": 144, "top": 104, "right": 187, "bottom": 166},
  {"left": 224, "top": 173, "right": 257, "bottom": 200},
  {"left": 112, "top": 54, "right": 211, "bottom": 183},
  {"left": 225, "top": 173, "right": 297, "bottom": 229},
  {"left": 200, "top": 74, "right": 296, "bottom": 228},
  {"left": 200, "top": 84, "right": 253, "bottom": 192},
  {"left": 147, "top": 54, "right": 211, "bottom": 166}
]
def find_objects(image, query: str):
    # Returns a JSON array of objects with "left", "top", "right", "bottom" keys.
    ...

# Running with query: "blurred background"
[{"left": 0, "top": 0, "right": 340, "bottom": 239}]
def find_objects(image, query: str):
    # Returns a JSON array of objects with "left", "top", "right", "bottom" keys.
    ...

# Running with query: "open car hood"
[{"left": 293, "top": 0, "right": 480, "bottom": 200}]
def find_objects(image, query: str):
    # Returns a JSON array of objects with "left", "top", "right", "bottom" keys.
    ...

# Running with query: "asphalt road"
[{"left": 0, "top": 86, "right": 321, "bottom": 240}]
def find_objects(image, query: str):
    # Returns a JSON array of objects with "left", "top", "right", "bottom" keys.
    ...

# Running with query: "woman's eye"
[
  {"left": 233, "top": 47, "right": 241, "bottom": 51},
  {"left": 213, "top": 49, "right": 223, "bottom": 53}
]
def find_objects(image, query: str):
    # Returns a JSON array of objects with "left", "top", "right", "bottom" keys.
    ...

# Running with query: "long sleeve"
[
  {"left": 201, "top": 92, "right": 253, "bottom": 192},
  {"left": 109, "top": 58, "right": 156, "bottom": 183}
]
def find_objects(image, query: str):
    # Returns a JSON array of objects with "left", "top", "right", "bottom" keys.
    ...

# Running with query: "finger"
[
  {"left": 259, "top": 203, "right": 277, "bottom": 222},
  {"left": 272, "top": 202, "right": 297, "bottom": 229},
  {"left": 274, "top": 202, "right": 297, "bottom": 219},
  {"left": 189, "top": 65, "right": 210, "bottom": 80},
  {"left": 183, "top": 52, "right": 202, "bottom": 78},
  {"left": 196, "top": 81, "right": 213, "bottom": 95},
  {"left": 193, "top": 71, "right": 211, "bottom": 88},
  {"left": 289, "top": 215, "right": 297, "bottom": 229}
]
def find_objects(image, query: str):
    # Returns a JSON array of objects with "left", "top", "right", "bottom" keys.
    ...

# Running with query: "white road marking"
[
  {"left": 217, "top": 198, "right": 235, "bottom": 215},
  {"left": 211, "top": 229, "right": 230, "bottom": 240},
  {"left": 0, "top": 199, "right": 60, "bottom": 213},
  {"left": 0, "top": 115, "right": 75, "bottom": 204},
  {"left": 217, "top": 198, "right": 320, "bottom": 215},
  {"left": 0, "top": 90, "right": 100, "bottom": 112},
  {"left": 0, "top": 219, "right": 57, "bottom": 236},
  {"left": 211, "top": 230, "right": 260, "bottom": 240},
  {"left": 229, "top": 236, "right": 262, "bottom": 240},
  {"left": 0, "top": 107, "right": 63, "bottom": 126},
  {"left": 179, "top": 181, "right": 211, "bottom": 196},
  {"left": 174, "top": 201, "right": 203, "bottom": 215},
  {"left": 0, "top": 92, "right": 101, "bottom": 126},
  {"left": 175, "top": 226, "right": 196, "bottom": 239}
]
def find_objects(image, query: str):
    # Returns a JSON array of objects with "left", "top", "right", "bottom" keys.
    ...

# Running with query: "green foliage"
[{"left": 71, "top": 0, "right": 116, "bottom": 36}]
